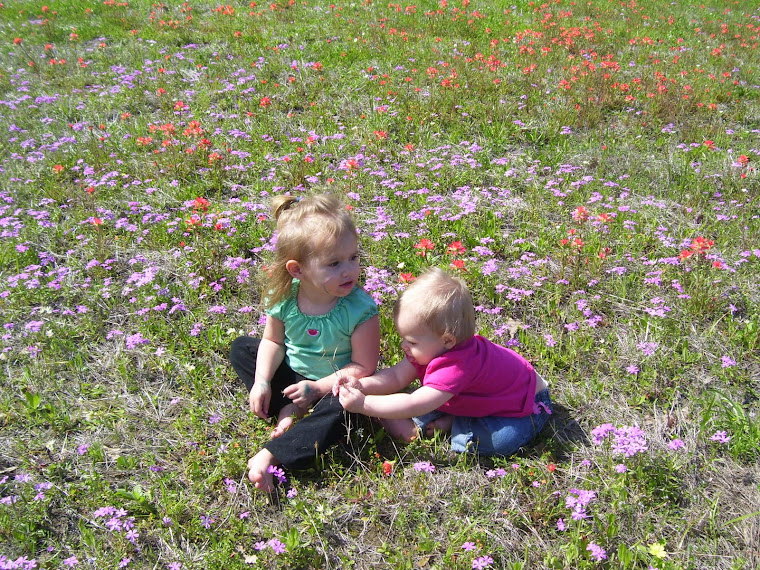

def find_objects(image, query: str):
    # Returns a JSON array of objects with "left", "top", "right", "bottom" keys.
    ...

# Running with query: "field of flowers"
[{"left": 1, "top": 0, "right": 758, "bottom": 568}]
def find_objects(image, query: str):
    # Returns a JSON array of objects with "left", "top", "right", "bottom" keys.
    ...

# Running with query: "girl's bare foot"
[
  {"left": 271, "top": 403, "right": 306, "bottom": 438},
  {"left": 247, "top": 448, "right": 278, "bottom": 492},
  {"left": 378, "top": 417, "right": 419, "bottom": 442},
  {"left": 424, "top": 414, "right": 453, "bottom": 437}
]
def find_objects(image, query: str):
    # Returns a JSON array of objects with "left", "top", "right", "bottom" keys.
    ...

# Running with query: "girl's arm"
[
  {"left": 250, "top": 316, "right": 286, "bottom": 418},
  {"left": 284, "top": 315, "right": 381, "bottom": 406},
  {"left": 339, "top": 384, "right": 453, "bottom": 420}
]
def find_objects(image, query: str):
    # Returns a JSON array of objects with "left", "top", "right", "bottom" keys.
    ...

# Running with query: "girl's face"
[{"left": 298, "top": 231, "right": 360, "bottom": 301}]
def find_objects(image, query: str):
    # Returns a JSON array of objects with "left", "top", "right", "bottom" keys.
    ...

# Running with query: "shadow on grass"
[{"left": 277, "top": 403, "right": 590, "bottom": 489}]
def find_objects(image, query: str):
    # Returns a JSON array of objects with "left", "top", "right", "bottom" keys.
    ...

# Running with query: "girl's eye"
[{"left": 329, "top": 261, "right": 339, "bottom": 267}]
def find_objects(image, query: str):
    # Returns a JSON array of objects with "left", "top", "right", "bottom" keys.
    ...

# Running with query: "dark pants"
[{"left": 229, "top": 336, "right": 353, "bottom": 469}]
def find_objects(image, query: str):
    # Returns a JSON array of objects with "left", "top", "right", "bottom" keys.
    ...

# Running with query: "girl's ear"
[
  {"left": 285, "top": 260, "right": 302, "bottom": 279},
  {"left": 442, "top": 333, "right": 457, "bottom": 350}
]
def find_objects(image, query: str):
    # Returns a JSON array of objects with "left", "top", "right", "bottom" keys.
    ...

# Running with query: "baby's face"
[{"left": 395, "top": 310, "right": 451, "bottom": 367}]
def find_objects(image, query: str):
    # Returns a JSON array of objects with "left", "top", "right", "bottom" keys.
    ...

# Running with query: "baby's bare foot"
[
  {"left": 247, "top": 449, "right": 277, "bottom": 493},
  {"left": 424, "top": 414, "right": 453, "bottom": 437},
  {"left": 378, "top": 417, "right": 419, "bottom": 442}
]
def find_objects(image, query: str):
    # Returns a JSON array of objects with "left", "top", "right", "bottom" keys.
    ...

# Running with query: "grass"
[{"left": 0, "top": 0, "right": 759, "bottom": 568}]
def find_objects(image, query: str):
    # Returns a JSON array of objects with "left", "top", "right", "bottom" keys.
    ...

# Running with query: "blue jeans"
[{"left": 413, "top": 389, "right": 553, "bottom": 457}]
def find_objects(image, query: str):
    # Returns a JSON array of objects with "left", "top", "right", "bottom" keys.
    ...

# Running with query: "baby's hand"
[
  {"left": 283, "top": 380, "right": 320, "bottom": 408},
  {"left": 332, "top": 374, "right": 360, "bottom": 396},
  {"left": 338, "top": 383, "right": 365, "bottom": 413}
]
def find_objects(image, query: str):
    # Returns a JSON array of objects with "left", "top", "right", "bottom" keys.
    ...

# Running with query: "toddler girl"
[{"left": 230, "top": 193, "right": 379, "bottom": 491}]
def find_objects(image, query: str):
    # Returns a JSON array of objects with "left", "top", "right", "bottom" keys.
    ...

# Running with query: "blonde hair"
[
  {"left": 394, "top": 267, "right": 475, "bottom": 344},
  {"left": 264, "top": 193, "right": 357, "bottom": 308}
]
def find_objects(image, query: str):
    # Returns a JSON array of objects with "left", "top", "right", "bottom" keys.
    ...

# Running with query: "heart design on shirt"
[{"left": 307, "top": 329, "right": 319, "bottom": 337}]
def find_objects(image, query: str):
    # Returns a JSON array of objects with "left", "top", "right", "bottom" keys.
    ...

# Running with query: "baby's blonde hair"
[
  {"left": 394, "top": 267, "right": 475, "bottom": 344},
  {"left": 264, "top": 193, "right": 357, "bottom": 308}
]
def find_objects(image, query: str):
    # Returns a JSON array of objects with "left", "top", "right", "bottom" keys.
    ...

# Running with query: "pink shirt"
[{"left": 409, "top": 335, "right": 537, "bottom": 418}]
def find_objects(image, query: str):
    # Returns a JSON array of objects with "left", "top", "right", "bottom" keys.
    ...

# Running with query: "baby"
[{"left": 335, "top": 267, "right": 552, "bottom": 456}]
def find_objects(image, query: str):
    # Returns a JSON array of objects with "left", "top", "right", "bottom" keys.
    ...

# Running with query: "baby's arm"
[
  {"left": 249, "top": 316, "right": 286, "bottom": 418},
  {"left": 339, "top": 384, "right": 453, "bottom": 420},
  {"left": 341, "top": 357, "right": 418, "bottom": 396},
  {"left": 284, "top": 315, "right": 380, "bottom": 407}
]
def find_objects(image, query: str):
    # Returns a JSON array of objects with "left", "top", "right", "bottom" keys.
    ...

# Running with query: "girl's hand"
[
  {"left": 283, "top": 380, "right": 320, "bottom": 408},
  {"left": 249, "top": 382, "right": 271, "bottom": 419},
  {"left": 338, "top": 383, "right": 366, "bottom": 413}
]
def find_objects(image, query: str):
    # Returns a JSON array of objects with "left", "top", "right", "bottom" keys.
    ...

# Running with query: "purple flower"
[
  {"left": 125, "top": 332, "right": 149, "bottom": 349},
  {"left": 63, "top": 556, "right": 79, "bottom": 567},
  {"left": 119, "top": 558, "right": 131, "bottom": 568},
  {"left": 625, "top": 365, "right": 639, "bottom": 374},
  {"left": 615, "top": 464, "right": 627, "bottom": 473},
  {"left": 472, "top": 555, "right": 494, "bottom": 569},
  {"left": 565, "top": 489, "right": 597, "bottom": 520},
  {"left": 556, "top": 518, "right": 566, "bottom": 531},
  {"left": 592, "top": 424, "right": 648, "bottom": 457},
  {"left": 76, "top": 444, "right": 90, "bottom": 455},
  {"left": 720, "top": 356, "right": 736, "bottom": 368},
  {"left": 413, "top": 461, "right": 435, "bottom": 473},
  {"left": 668, "top": 439, "right": 685, "bottom": 451},
  {"left": 167, "top": 563, "right": 182, "bottom": 570},
  {"left": 637, "top": 341, "right": 659, "bottom": 357},
  {"left": 286, "top": 488, "right": 298, "bottom": 499},
  {"left": 461, "top": 542, "right": 476, "bottom": 551},
  {"left": 200, "top": 514, "right": 214, "bottom": 529},
  {"left": 267, "top": 465, "right": 287, "bottom": 484},
  {"left": 709, "top": 431, "right": 730, "bottom": 444},
  {"left": 208, "top": 413, "right": 221, "bottom": 424},
  {"left": 587, "top": 543, "right": 607, "bottom": 562},
  {"left": 267, "top": 538, "right": 286, "bottom": 554}
]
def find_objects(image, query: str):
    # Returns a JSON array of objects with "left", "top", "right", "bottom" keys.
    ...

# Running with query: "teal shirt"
[{"left": 268, "top": 281, "right": 379, "bottom": 380}]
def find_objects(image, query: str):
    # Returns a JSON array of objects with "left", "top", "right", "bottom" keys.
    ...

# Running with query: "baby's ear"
[
  {"left": 442, "top": 333, "right": 457, "bottom": 349},
  {"left": 285, "top": 260, "right": 302, "bottom": 279}
]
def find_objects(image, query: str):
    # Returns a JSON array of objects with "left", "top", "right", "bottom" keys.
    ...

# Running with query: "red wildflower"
[
  {"left": 450, "top": 259, "right": 466, "bottom": 271},
  {"left": 13, "top": 37, "right": 22, "bottom": 45},
  {"left": 690, "top": 236, "right": 714, "bottom": 254},
  {"left": 414, "top": 238, "right": 435, "bottom": 256},
  {"left": 572, "top": 206, "right": 589, "bottom": 222},
  {"left": 382, "top": 461, "right": 394, "bottom": 476},
  {"left": 446, "top": 240, "right": 466, "bottom": 255},
  {"left": 399, "top": 272, "right": 415, "bottom": 283},
  {"left": 260, "top": 96, "right": 271, "bottom": 107},
  {"left": 193, "top": 197, "right": 210, "bottom": 212}
]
